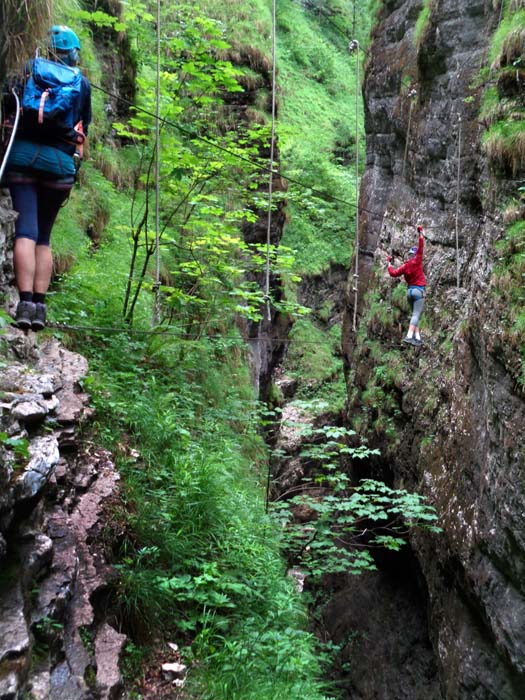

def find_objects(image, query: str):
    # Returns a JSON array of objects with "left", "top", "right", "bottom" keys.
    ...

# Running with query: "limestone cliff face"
[
  {"left": 339, "top": 1, "right": 525, "bottom": 698},
  {"left": 0, "top": 190, "right": 15, "bottom": 294}
]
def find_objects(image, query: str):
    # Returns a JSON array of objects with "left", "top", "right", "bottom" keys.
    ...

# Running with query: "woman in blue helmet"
[{"left": 4, "top": 25, "right": 92, "bottom": 331}]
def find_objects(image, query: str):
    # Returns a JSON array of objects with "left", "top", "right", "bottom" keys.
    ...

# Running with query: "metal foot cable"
[
  {"left": 349, "top": 39, "right": 360, "bottom": 333},
  {"left": 455, "top": 114, "right": 462, "bottom": 290},
  {"left": 153, "top": 0, "right": 162, "bottom": 325}
]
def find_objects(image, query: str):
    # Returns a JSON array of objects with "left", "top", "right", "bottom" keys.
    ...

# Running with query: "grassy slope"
[
  {"left": 480, "top": 2, "right": 525, "bottom": 381},
  {"left": 194, "top": 1, "right": 377, "bottom": 413},
  {"left": 277, "top": 1, "right": 373, "bottom": 412},
  {"left": 277, "top": 0, "right": 362, "bottom": 275}
]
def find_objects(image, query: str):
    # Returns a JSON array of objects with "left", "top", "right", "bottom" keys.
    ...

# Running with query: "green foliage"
[
  {"left": 480, "top": 86, "right": 501, "bottom": 125},
  {"left": 0, "top": 432, "right": 30, "bottom": 461},
  {"left": 271, "top": 420, "right": 440, "bottom": 581},
  {"left": 51, "top": 184, "right": 328, "bottom": 700},
  {"left": 483, "top": 119, "right": 525, "bottom": 174},
  {"left": 278, "top": 0, "right": 363, "bottom": 276},
  {"left": 285, "top": 318, "right": 344, "bottom": 408},
  {"left": 483, "top": 3, "right": 525, "bottom": 384},
  {"left": 413, "top": 0, "right": 434, "bottom": 47},
  {"left": 77, "top": 328, "right": 330, "bottom": 699},
  {"left": 198, "top": 0, "right": 272, "bottom": 52},
  {"left": 488, "top": 8, "right": 525, "bottom": 68},
  {"left": 277, "top": 17, "right": 360, "bottom": 412},
  {"left": 493, "top": 215, "right": 525, "bottom": 379},
  {"left": 71, "top": 9, "right": 126, "bottom": 32},
  {"left": 96, "top": 2, "right": 309, "bottom": 328},
  {"left": 481, "top": 4, "right": 525, "bottom": 174},
  {"left": 0, "top": 308, "right": 13, "bottom": 332}
]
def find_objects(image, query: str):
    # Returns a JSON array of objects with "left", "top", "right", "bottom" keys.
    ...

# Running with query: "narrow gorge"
[{"left": 0, "top": 1, "right": 524, "bottom": 699}]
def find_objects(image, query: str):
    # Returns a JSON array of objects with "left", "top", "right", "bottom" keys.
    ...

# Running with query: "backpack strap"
[{"left": 38, "top": 89, "right": 50, "bottom": 124}]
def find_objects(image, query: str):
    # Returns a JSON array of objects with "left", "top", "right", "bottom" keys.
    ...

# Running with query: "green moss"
[
  {"left": 489, "top": 8, "right": 525, "bottom": 67},
  {"left": 285, "top": 317, "right": 344, "bottom": 405},
  {"left": 492, "top": 214, "right": 525, "bottom": 384},
  {"left": 198, "top": 0, "right": 272, "bottom": 52},
  {"left": 498, "top": 218, "right": 525, "bottom": 251},
  {"left": 420, "top": 434, "right": 435, "bottom": 449},
  {"left": 483, "top": 119, "right": 525, "bottom": 173},
  {"left": 481, "top": 4, "right": 525, "bottom": 176},
  {"left": 480, "top": 86, "right": 501, "bottom": 124},
  {"left": 413, "top": 0, "right": 433, "bottom": 47}
]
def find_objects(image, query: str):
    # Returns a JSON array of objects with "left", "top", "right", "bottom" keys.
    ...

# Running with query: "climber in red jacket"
[{"left": 387, "top": 226, "right": 426, "bottom": 346}]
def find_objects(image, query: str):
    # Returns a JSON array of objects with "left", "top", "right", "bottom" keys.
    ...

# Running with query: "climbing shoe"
[
  {"left": 31, "top": 303, "right": 47, "bottom": 332},
  {"left": 15, "top": 301, "right": 35, "bottom": 331},
  {"left": 412, "top": 338, "right": 423, "bottom": 346}
]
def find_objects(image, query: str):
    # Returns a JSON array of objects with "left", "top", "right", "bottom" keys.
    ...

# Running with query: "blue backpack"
[{"left": 22, "top": 57, "right": 82, "bottom": 130}]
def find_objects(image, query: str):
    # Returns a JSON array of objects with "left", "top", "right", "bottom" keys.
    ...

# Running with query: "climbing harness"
[
  {"left": 153, "top": 0, "right": 162, "bottom": 325},
  {"left": 402, "top": 89, "right": 417, "bottom": 180},
  {"left": 0, "top": 89, "right": 21, "bottom": 183},
  {"left": 349, "top": 39, "right": 360, "bottom": 332},
  {"left": 455, "top": 114, "right": 462, "bottom": 290},
  {"left": 264, "top": 0, "right": 278, "bottom": 323}
]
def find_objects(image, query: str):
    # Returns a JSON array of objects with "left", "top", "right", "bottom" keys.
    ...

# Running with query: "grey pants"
[{"left": 407, "top": 287, "right": 425, "bottom": 327}]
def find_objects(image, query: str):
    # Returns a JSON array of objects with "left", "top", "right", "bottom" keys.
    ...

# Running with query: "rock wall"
[
  {"left": 338, "top": 1, "right": 525, "bottom": 698},
  {"left": 0, "top": 332, "right": 125, "bottom": 700},
  {"left": 0, "top": 190, "right": 15, "bottom": 295}
]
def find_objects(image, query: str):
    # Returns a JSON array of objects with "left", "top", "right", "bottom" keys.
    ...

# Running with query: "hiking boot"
[
  {"left": 412, "top": 338, "right": 423, "bottom": 346},
  {"left": 15, "top": 301, "right": 35, "bottom": 331},
  {"left": 402, "top": 336, "right": 415, "bottom": 345},
  {"left": 32, "top": 303, "right": 47, "bottom": 332}
]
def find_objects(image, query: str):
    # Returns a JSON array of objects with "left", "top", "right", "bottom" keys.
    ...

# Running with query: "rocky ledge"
[{"left": 0, "top": 329, "right": 125, "bottom": 700}]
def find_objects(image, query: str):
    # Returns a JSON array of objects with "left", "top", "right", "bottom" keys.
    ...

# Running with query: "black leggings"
[{"left": 8, "top": 176, "right": 72, "bottom": 246}]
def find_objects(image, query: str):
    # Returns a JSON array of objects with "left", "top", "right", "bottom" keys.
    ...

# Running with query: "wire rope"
[
  {"left": 264, "top": 0, "right": 279, "bottom": 512},
  {"left": 455, "top": 115, "right": 462, "bottom": 289},
  {"left": 350, "top": 39, "right": 360, "bottom": 333},
  {"left": 300, "top": 0, "right": 371, "bottom": 57},
  {"left": 0, "top": 89, "right": 20, "bottom": 182},
  {"left": 90, "top": 81, "right": 441, "bottom": 228},
  {"left": 45, "top": 321, "right": 342, "bottom": 345},
  {"left": 153, "top": 0, "right": 161, "bottom": 325},
  {"left": 264, "top": 0, "right": 278, "bottom": 323},
  {"left": 402, "top": 89, "right": 417, "bottom": 180}
]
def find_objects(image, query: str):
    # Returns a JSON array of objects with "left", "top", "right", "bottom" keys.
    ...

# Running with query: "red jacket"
[{"left": 388, "top": 235, "right": 426, "bottom": 286}]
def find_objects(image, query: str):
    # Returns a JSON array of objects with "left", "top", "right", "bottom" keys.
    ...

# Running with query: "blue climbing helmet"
[
  {"left": 49, "top": 25, "right": 81, "bottom": 66},
  {"left": 409, "top": 246, "right": 418, "bottom": 257}
]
